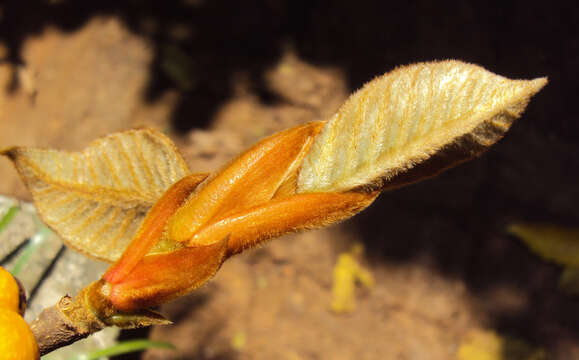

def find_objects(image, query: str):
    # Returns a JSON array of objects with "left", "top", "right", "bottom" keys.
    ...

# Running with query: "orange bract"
[
  {"left": 107, "top": 236, "right": 228, "bottom": 311},
  {"left": 191, "top": 191, "right": 378, "bottom": 256},
  {"left": 104, "top": 173, "right": 209, "bottom": 284},
  {"left": 166, "top": 121, "right": 325, "bottom": 243}
]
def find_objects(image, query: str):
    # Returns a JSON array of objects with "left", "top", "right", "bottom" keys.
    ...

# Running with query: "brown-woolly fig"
[{"left": 1, "top": 60, "right": 546, "bottom": 355}]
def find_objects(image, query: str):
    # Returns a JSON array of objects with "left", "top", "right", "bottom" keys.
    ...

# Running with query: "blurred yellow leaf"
[
  {"left": 298, "top": 60, "right": 547, "bottom": 193},
  {"left": 0, "top": 129, "right": 190, "bottom": 262},
  {"left": 559, "top": 266, "right": 579, "bottom": 295},
  {"left": 508, "top": 223, "right": 579, "bottom": 267},
  {"left": 457, "top": 329, "right": 547, "bottom": 360},
  {"left": 330, "top": 244, "right": 374, "bottom": 314},
  {"left": 231, "top": 330, "right": 247, "bottom": 351}
]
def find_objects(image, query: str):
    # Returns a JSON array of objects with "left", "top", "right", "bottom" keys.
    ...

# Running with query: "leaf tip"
[
  {"left": 528, "top": 76, "right": 548, "bottom": 94},
  {"left": 108, "top": 309, "right": 173, "bottom": 329},
  {"left": 0, "top": 146, "right": 18, "bottom": 159},
  {"left": 506, "top": 223, "right": 523, "bottom": 237}
]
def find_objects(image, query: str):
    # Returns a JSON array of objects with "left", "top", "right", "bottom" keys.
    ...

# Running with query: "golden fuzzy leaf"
[
  {"left": 0, "top": 129, "right": 190, "bottom": 262},
  {"left": 508, "top": 223, "right": 579, "bottom": 267},
  {"left": 297, "top": 60, "right": 547, "bottom": 193}
]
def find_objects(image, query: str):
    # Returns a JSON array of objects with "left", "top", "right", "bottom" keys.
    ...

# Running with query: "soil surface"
[{"left": 0, "top": 2, "right": 578, "bottom": 359}]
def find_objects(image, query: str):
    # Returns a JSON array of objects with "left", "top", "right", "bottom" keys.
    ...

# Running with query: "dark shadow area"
[
  {"left": 2, "top": 0, "right": 578, "bottom": 354},
  {"left": 1, "top": 1, "right": 576, "bottom": 138},
  {"left": 112, "top": 327, "right": 152, "bottom": 360},
  {"left": 150, "top": 288, "right": 238, "bottom": 360},
  {"left": 352, "top": 126, "right": 579, "bottom": 347},
  {"left": 1, "top": 0, "right": 301, "bottom": 131},
  {"left": 184, "top": 321, "right": 239, "bottom": 360},
  {"left": 161, "top": 290, "right": 212, "bottom": 323},
  {"left": 112, "top": 291, "right": 237, "bottom": 360}
]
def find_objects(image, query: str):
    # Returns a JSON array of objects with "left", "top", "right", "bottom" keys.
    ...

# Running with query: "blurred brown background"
[{"left": 0, "top": 1, "right": 577, "bottom": 359}]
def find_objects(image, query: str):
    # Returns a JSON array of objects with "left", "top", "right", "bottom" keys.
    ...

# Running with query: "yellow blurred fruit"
[
  {"left": 0, "top": 266, "right": 22, "bottom": 314},
  {"left": 0, "top": 309, "right": 39, "bottom": 360}
]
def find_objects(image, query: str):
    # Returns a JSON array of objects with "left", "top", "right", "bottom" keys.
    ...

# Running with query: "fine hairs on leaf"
[
  {"left": 298, "top": 60, "right": 547, "bottom": 193},
  {"left": 1, "top": 60, "right": 547, "bottom": 356},
  {"left": 1, "top": 129, "right": 191, "bottom": 262}
]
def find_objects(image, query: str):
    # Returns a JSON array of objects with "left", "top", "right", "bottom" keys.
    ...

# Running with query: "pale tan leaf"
[
  {"left": 297, "top": 60, "right": 547, "bottom": 193},
  {"left": 0, "top": 129, "right": 190, "bottom": 262}
]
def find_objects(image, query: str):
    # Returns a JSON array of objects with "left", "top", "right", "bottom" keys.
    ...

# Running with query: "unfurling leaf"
[
  {"left": 0, "top": 129, "right": 191, "bottom": 262},
  {"left": 166, "top": 122, "right": 324, "bottom": 243},
  {"left": 103, "top": 235, "right": 229, "bottom": 311},
  {"left": 103, "top": 173, "right": 210, "bottom": 284},
  {"left": 298, "top": 60, "right": 547, "bottom": 193},
  {"left": 4, "top": 60, "right": 547, "bottom": 327},
  {"left": 189, "top": 191, "right": 378, "bottom": 256},
  {"left": 508, "top": 223, "right": 579, "bottom": 267}
]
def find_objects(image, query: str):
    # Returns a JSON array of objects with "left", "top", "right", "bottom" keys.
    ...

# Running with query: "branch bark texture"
[{"left": 29, "top": 294, "right": 105, "bottom": 356}]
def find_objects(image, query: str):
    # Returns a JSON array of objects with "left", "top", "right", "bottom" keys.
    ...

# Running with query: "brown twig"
[
  {"left": 28, "top": 282, "right": 172, "bottom": 356},
  {"left": 29, "top": 294, "right": 105, "bottom": 356}
]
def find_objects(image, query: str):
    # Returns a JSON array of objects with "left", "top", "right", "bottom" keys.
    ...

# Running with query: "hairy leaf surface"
[
  {"left": 298, "top": 60, "right": 547, "bottom": 193},
  {"left": 0, "top": 129, "right": 190, "bottom": 262}
]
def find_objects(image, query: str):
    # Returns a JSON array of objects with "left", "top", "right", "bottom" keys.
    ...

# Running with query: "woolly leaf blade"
[
  {"left": 1, "top": 129, "right": 190, "bottom": 262},
  {"left": 297, "top": 60, "right": 547, "bottom": 193}
]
